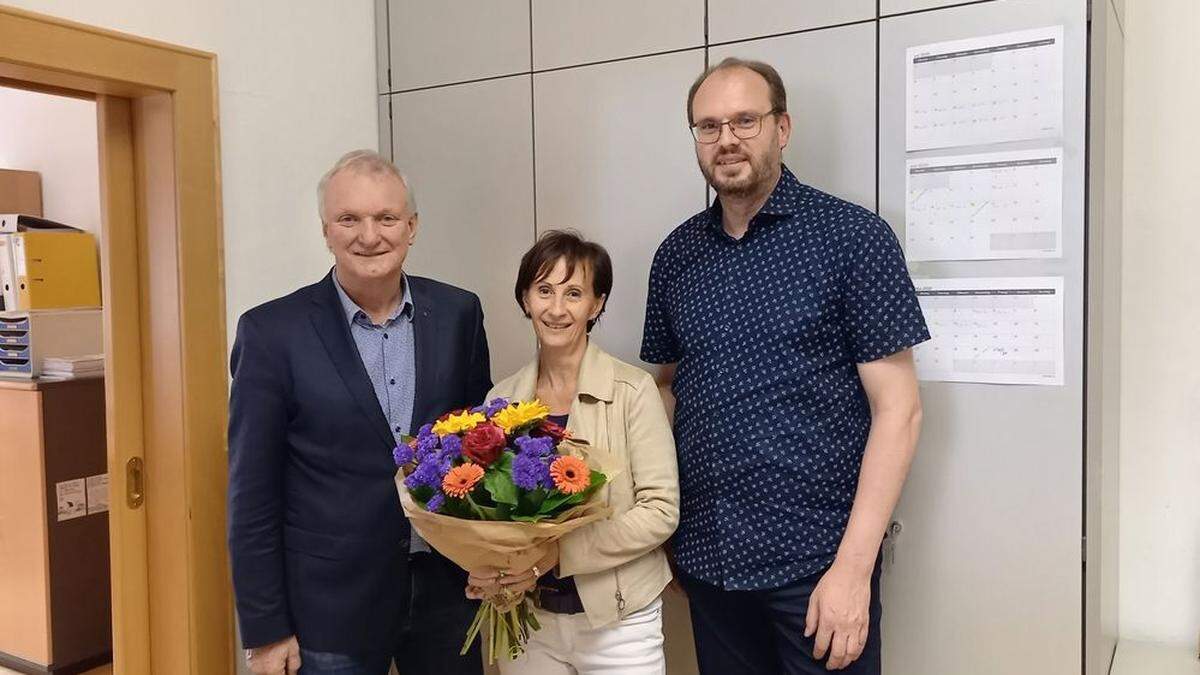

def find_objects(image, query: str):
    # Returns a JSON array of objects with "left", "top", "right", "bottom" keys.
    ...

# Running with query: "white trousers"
[{"left": 498, "top": 597, "right": 665, "bottom": 675}]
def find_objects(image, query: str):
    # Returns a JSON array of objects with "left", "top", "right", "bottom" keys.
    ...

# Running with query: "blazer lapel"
[
  {"left": 309, "top": 273, "right": 396, "bottom": 450},
  {"left": 409, "top": 277, "right": 440, "bottom": 430}
]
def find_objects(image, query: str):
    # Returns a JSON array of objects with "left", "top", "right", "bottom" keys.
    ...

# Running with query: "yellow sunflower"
[
  {"left": 432, "top": 410, "right": 486, "bottom": 437},
  {"left": 491, "top": 399, "right": 550, "bottom": 434}
]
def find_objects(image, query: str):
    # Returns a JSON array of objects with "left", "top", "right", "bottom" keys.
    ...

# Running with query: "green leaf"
[
  {"left": 565, "top": 470, "right": 607, "bottom": 505},
  {"left": 440, "top": 496, "right": 474, "bottom": 519},
  {"left": 516, "top": 488, "right": 546, "bottom": 516},
  {"left": 463, "top": 492, "right": 493, "bottom": 520},
  {"left": 537, "top": 491, "right": 574, "bottom": 515},
  {"left": 510, "top": 514, "right": 549, "bottom": 523},
  {"left": 472, "top": 485, "right": 497, "bottom": 507},
  {"left": 484, "top": 453, "right": 519, "bottom": 506}
]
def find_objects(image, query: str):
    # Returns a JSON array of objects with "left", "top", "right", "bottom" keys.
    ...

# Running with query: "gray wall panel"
[
  {"left": 390, "top": 76, "right": 536, "bottom": 380},
  {"left": 1086, "top": 2, "right": 1123, "bottom": 673},
  {"left": 375, "top": 0, "right": 390, "bottom": 93},
  {"left": 710, "top": 21, "right": 877, "bottom": 211},
  {"left": 533, "top": 50, "right": 707, "bottom": 369},
  {"left": 373, "top": 2, "right": 1111, "bottom": 672},
  {"left": 377, "top": 96, "right": 392, "bottom": 162},
  {"left": 388, "top": 0, "right": 529, "bottom": 91},
  {"left": 881, "top": 0, "right": 999, "bottom": 16},
  {"left": 532, "top": 0, "right": 703, "bottom": 70},
  {"left": 708, "top": 0, "right": 875, "bottom": 44},
  {"left": 879, "top": 1, "right": 1088, "bottom": 672}
]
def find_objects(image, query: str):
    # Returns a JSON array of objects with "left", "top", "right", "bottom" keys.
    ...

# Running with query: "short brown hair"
[
  {"left": 514, "top": 230, "right": 613, "bottom": 332},
  {"left": 686, "top": 57, "right": 788, "bottom": 125}
]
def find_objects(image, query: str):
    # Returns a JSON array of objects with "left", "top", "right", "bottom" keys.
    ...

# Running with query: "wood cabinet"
[{"left": 0, "top": 378, "right": 111, "bottom": 674}]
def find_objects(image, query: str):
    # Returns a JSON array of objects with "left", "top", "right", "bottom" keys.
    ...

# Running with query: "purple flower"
[
  {"left": 439, "top": 434, "right": 463, "bottom": 460},
  {"left": 415, "top": 433, "right": 439, "bottom": 461},
  {"left": 418, "top": 423, "right": 435, "bottom": 440},
  {"left": 512, "top": 452, "right": 549, "bottom": 490},
  {"left": 405, "top": 457, "right": 446, "bottom": 490},
  {"left": 484, "top": 397, "right": 511, "bottom": 418},
  {"left": 426, "top": 492, "right": 445, "bottom": 512},
  {"left": 392, "top": 443, "right": 415, "bottom": 466},
  {"left": 514, "top": 435, "right": 554, "bottom": 457}
]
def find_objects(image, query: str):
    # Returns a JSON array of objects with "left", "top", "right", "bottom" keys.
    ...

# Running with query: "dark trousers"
[
  {"left": 680, "top": 562, "right": 882, "bottom": 675},
  {"left": 299, "top": 552, "right": 482, "bottom": 675}
]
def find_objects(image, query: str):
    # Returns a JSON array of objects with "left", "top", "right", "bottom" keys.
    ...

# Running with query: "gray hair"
[{"left": 316, "top": 149, "right": 417, "bottom": 220}]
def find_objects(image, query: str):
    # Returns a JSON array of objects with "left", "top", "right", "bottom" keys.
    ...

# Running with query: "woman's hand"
[
  {"left": 500, "top": 543, "right": 560, "bottom": 595},
  {"left": 464, "top": 543, "right": 560, "bottom": 599},
  {"left": 466, "top": 567, "right": 502, "bottom": 600}
]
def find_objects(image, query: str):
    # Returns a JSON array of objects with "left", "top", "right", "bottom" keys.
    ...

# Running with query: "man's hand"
[
  {"left": 805, "top": 561, "right": 872, "bottom": 670},
  {"left": 245, "top": 635, "right": 301, "bottom": 675}
]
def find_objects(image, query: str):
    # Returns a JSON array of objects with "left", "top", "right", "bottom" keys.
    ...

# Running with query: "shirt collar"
[
  {"left": 331, "top": 268, "right": 414, "bottom": 327},
  {"left": 704, "top": 163, "right": 804, "bottom": 234}
]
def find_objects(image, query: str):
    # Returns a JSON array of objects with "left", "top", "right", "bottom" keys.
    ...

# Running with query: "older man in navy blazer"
[{"left": 228, "top": 150, "right": 490, "bottom": 675}]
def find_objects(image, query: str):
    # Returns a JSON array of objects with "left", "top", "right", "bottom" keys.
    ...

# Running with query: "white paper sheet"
[
  {"left": 912, "top": 277, "right": 1064, "bottom": 386},
  {"left": 906, "top": 148, "right": 1063, "bottom": 261},
  {"left": 907, "top": 26, "right": 1064, "bottom": 151},
  {"left": 86, "top": 473, "right": 110, "bottom": 515},
  {"left": 56, "top": 478, "right": 87, "bottom": 521}
]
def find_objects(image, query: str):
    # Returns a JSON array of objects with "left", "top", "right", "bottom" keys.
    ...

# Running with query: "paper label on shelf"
[
  {"left": 86, "top": 473, "right": 109, "bottom": 515},
  {"left": 56, "top": 478, "right": 87, "bottom": 521}
]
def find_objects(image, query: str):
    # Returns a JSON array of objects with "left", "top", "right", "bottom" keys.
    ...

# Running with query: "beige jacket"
[{"left": 487, "top": 342, "right": 679, "bottom": 628}]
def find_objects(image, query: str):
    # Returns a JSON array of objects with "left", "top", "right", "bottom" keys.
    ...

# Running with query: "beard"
[{"left": 700, "top": 148, "right": 775, "bottom": 199}]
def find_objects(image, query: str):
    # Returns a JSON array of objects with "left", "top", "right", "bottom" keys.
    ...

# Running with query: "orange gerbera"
[
  {"left": 549, "top": 456, "right": 591, "bottom": 494},
  {"left": 443, "top": 463, "right": 485, "bottom": 498}
]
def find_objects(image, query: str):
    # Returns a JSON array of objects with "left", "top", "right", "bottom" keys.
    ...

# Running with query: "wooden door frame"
[{"left": 0, "top": 6, "right": 231, "bottom": 674}]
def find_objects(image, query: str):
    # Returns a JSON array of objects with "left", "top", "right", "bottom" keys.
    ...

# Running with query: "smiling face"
[
  {"left": 321, "top": 168, "right": 418, "bottom": 287},
  {"left": 691, "top": 66, "right": 791, "bottom": 199},
  {"left": 522, "top": 257, "right": 606, "bottom": 352}
]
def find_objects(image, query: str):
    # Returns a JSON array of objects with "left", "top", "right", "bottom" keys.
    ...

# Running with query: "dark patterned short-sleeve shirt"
[{"left": 641, "top": 165, "right": 929, "bottom": 590}]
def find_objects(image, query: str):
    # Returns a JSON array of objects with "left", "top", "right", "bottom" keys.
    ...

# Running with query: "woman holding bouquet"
[{"left": 466, "top": 230, "right": 679, "bottom": 674}]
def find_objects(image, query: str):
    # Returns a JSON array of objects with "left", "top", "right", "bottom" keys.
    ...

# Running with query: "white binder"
[{"left": 0, "top": 234, "right": 16, "bottom": 312}]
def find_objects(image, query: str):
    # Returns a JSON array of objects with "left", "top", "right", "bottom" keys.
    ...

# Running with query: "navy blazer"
[{"left": 227, "top": 271, "right": 491, "bottom": 653}]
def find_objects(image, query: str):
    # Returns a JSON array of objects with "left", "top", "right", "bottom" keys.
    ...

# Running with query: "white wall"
[
  {"left": 3, "top": 3, "right": 378, "bottom": 671},
  {"left": 3, "top": 0, "right": 380, "bottom": 349},
  {"left": 0, "top": 86, "right": 101, "bottom": 238},
  {"left": 1119, "top": 0, "right": 1200, "bottom": 647}
]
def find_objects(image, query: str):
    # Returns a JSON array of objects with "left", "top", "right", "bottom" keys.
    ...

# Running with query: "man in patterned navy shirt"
[{"left": 641, "top": 58, "right": 929, "bottom": 674}]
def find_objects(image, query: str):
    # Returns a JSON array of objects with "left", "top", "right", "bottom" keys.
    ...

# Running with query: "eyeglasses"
[{"left": 690, "top": 109, "right": 781, "bottom": 144}]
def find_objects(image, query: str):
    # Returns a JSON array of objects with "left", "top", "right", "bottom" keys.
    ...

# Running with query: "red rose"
[
  {"left": 534, "top": 419, "right": 570, "bottom": 443},
  {"left": 461, "top": 422, "right": 507, "bottom": 467}
]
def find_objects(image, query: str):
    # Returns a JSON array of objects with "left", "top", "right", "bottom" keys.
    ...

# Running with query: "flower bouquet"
[{"left": 394, "top": 398, "right": 616, "bottom": 663}]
